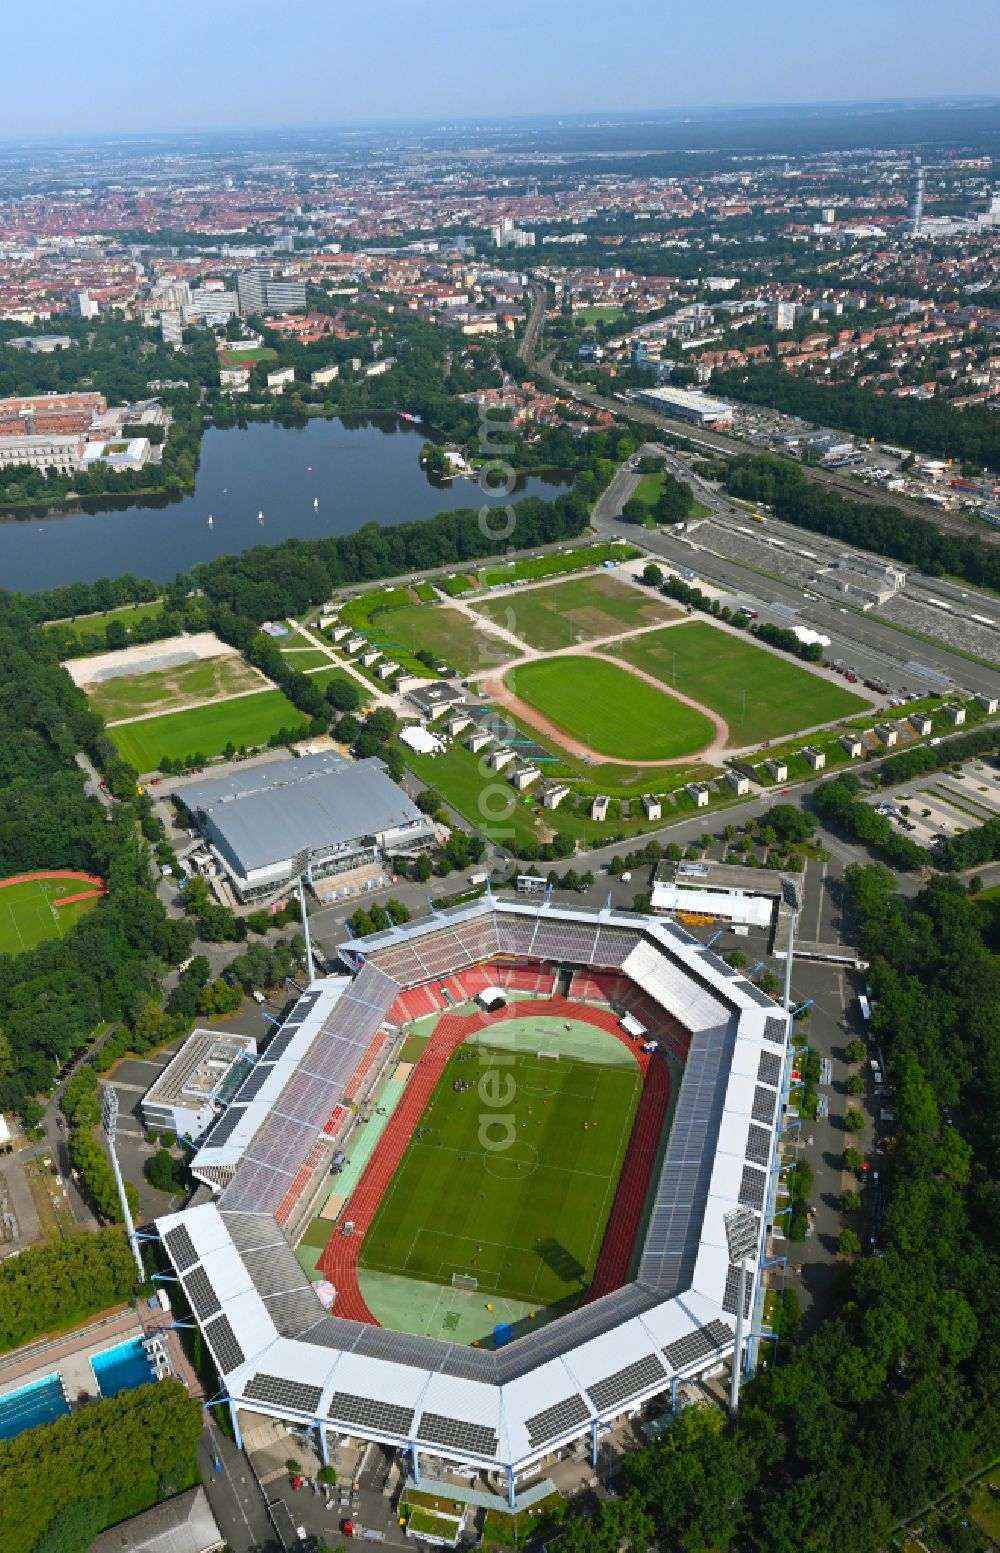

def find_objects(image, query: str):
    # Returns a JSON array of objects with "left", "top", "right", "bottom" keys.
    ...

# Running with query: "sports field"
[
  {"left": 614, "top": 621, "right": 869, "bottom": 747},
  {"left": 109, "top": 690, "right": 310, "bottom": 772},
  {"left": 86, "top": 653, "right": 265, "bottom": 724},
  {"left": 359, "top": 1020, "right": 641, "bottom": 1306},
  {"left": 507, "top": 656, "right": 715, "bottom": 761},
  {"left": 474, "top": 573, "right": 679, "bottom": 653},
  {"left": 0, "top": 876, "right": 101, "bottom": 956}
]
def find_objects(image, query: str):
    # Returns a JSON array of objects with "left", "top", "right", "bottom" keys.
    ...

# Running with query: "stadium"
[{"left": 156, "top": 895, "right": 791, "bottom": 1503}]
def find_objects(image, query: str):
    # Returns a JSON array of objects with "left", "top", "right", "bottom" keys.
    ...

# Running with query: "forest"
[
  {"left": 559, "top": 867, "right": 1000, "bottom": 1553},
  {"left": 0, "top": 1379, "right": 202, "bottom": 1553},
  {"left": 725, "top": 452, "right": 1000, "bottom": 594},
  {"left": 0, "top": 1228, "right": 136, "bottom": 1351}
]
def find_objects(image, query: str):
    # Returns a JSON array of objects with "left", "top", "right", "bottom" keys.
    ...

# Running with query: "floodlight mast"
[
  {"left": 102, "top": 1086, "right": 144, "bottom": 1280},
  {"left": 298, "top": 877, "right": 316, "bottom": 988},
  {"left": 724, "top": 1206, "right": 758, "bottom": 1417}
]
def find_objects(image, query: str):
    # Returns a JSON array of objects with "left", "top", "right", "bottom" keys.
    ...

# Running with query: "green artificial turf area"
[
  {"left": 220, "top": 346, "right": 277, "bottom": 365},
  {"left": 109, "top": 690, "right": 309, "bottom": 772},
  {"left": 0, "top": 877, "right": 99, "bottom": 955},
  {"left": 475, "top": 573, "right": 679, "bottom": 653},
  {"left": 575, "top": 306, "right": 625, "bottom": 325},
  {"left": 359, "top": 1022, "right": 641, "bottom": 1306},
  {"left": 613, "top": 621, "right": 869, "bottom": 747},
  {"left": 507, "top": 655, "right": 715, "bottom": 761}
]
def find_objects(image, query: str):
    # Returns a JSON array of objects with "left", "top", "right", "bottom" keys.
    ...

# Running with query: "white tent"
[
  {"left": 477, "top": 986, "right": 506, "bottom": 1010},
  {"left": 400, "top": 725, "right": 444, "bottom": 755}
]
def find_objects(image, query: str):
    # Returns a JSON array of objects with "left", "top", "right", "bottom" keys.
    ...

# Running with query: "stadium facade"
[{"left": 157, "top": 896, "right": 792, "bottom": 1501}]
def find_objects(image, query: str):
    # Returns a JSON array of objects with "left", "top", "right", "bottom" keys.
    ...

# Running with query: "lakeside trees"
[{"left": 0, "top": 1229, "right": 136, "bottom": 1352}]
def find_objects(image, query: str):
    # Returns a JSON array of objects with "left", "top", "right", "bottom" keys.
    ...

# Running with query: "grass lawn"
[
  {"left": 507, "top": 656, "right": 716, "bottom": 761},
  {"left": 575, "top": 305, "right": 625, "bottom": 325},
  {"left": 613, "top": 621, "right": 869, "bottom": 747},
  {"left": 109, "top": 690, "right": 309, "bottom": 772},
  {"left": 476, "top": 542, "right": 638, "bottom": 590},
  {"left": 370, "top": 602, "right": 515, "bottom": 674},
  {"left": 305, "top": 665, "right": 372, "bottom": 705},
  {"left": 220, "top": 346, "right": 277, "bottom": 365},
  {"left": 278, "top": 647, "right": 334, "bottom": 671},
  {"left": 86, "top": 654, "right": 265, "bottom": 724},
  {"left": 474, "top": 573, "right": 679, "bottom": 653},
  {"left": 45, "top": 598, "right": 165, "bottom": 640},
  {"left": 359, "top": 1024, "right": 641, "bottom": 1305},
  {"left": 0, "top": 877, "right": 100, "bottom": 956},
  {"left": 438, "top": 574, "right": 477, "bottom": 597},
  {"left": 401, "top": 742, "right": 541, "bottom": 848}
]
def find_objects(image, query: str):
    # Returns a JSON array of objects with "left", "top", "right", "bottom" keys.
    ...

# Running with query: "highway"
[{"left": 520, "top": 283, "right": 1000, "bottom": 550}]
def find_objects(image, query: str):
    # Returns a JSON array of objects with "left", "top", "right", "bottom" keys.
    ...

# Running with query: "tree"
[
  {"left": 842, "top": 1146, "right": 864, "bottom": 1173},
  {"left": 845, "top": 1038, "right": 866, "bottom": 1064},
  {"left": 145, "top": 1148, "right": 184, "bottom": 1194},
  {"left": 837, "top": 1227, "right": 862, "bottom": 1256},
  {"left": 415, "top": 853, "right": 433, "bottom": 882},
  {"left": 642, "top": 562, "right": 663, "bottom": 587},
  {"left": 325, "top": 677, "right": 360, "bottom": 713},
  {"left": 846, "top": 1072, "right": 865, "bottom": 1095},
  {"left": 839, "top": 1189, "right": 861, "bottom": 1214},
  {"left": 844, "top": 1108, "right": 865, "bottom": 1132}
]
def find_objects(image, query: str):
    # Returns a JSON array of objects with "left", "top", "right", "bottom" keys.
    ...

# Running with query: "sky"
[{"left": 3, "top": 0, "right": 1000, "bottom": 139}]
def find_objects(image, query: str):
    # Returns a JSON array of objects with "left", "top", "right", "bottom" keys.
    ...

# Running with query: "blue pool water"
[
  {"left": 0, "top": 1374, "right": 70, "bottom": 1439},
  {"left": 91, "top": 1338, "right": 155, "bottom": 1398}
]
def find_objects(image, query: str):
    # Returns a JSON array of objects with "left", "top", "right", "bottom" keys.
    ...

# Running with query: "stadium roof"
[
  {"left": 177, "top": 752, "right": 428, "bottom": 875},
  {"left": 158, "top": 898, "right": 790, "bottom": 1477}
]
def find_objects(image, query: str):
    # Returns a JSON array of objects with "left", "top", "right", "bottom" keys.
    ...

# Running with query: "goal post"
[
  {"left": 537, "top": 1050, "right": 559, "bottom": 1062},
  {"left": 452, "top": 1273, "right": 478, "bottom": 1292}
]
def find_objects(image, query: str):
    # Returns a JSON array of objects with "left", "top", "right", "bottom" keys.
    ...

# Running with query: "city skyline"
[{"left": 3, "top": 0, "right": 1000, "bottom": 137}]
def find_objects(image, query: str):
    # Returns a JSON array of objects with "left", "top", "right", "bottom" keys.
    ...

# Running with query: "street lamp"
[{"left": 724, "top": 1205, "right": 758, "bottom": 1417}]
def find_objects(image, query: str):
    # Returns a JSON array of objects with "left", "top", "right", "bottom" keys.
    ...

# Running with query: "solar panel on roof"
[
  {"left": 419, "top": 1413, "right": 498, "bottom": 1458},
  {"left": 163, "top": 1223, "right": 198, "bottom": 1272},
  {"left": 244, "top": 1373, "right": 323, "bottom": 1415},
  {"left": 739, "top": 1164, "right": 767, "bottom": 1210},
  {"left": 182, "top": 1265, "right": 222, "bottom": 1319},
  {"left": 203, "top": 1314, "right": 244, "bottom": 1375},
  {"left": 587, "top": 1354, "right": 666, "bottom": 1413},
  {"left": 704, "top": 1318, "right": 735, "bottom": 1347},
  {"left": 203, "top": 1105, "right": 247, "bottom": 1148},
  {"left": 751, "top": 1085, "right": 777, "bottom": 1125},
  {"left": 739, "top": 981, "right": 782, "bottom": 1011},
  {"left": 264, "top": 1288, "right": 324, "bottom": 1335},
  {"left": 524, "top": 1395, "right": 590, "bottom": 1448},
  {"left": 745, "top": 1122, "right": 772, "bottom": 1166},
  {"left": 757, "top": 1050, "right": 782, "bottom": 1086},
  {"left": 328, "top": 1392, "right": 415, "bottom": 1436},
  {"left": 763, "top": 1014, "right": 788, "bottom": 1045},
  {"left": 261, "top": 1028, "right": 298, "bottom": 1061},
  {"left": 234, "top": 1065, "right": 274, "bottom": 1101},
  {"left": 664, "top": 1320, "right": 732, "bottom": 1372}
]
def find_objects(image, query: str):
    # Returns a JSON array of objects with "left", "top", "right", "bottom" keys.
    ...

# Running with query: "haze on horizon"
[{"left": 5, "top": 0, "right": 1000, "bottom": 141}]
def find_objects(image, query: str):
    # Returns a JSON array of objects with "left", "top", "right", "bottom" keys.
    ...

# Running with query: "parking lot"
[{"left": 867, "top": 756, "right": 1000, "bottom": 853}]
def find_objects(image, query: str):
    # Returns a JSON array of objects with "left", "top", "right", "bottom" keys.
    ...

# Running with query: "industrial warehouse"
[
  {"left": 175, "top": 750, "right": 437, "bottom": 905},
  {"left": 155, "top": 894, "right": 792, "bottom": 1503}
]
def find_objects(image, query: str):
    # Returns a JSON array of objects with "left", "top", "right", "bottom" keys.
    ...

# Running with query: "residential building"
[
  {"left": 238, "top": 267, "right": 306, "bottom": 315},
  {"left": 161, "top": 310, "right": 183, "bottom": 348},
  {"left": 69, "top": 290, "right": 99, "bottom": 319}
]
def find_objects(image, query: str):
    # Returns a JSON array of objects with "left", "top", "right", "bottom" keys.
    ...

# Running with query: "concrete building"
[
  {"left": 725, "top": 771, "right": 751, "bottom": 796},
  {"left": 465, "top": 731, "right": 493, "bottom": 754},
  {"left": 175, "top": 751, "right": 436, "bottom": 904},
  {"left": 311, "top": 363, "right": 340, "bottom": 388},
  {"left": 160, "top": 310, "right": 183, "bottom": 348},
  {"left": 875, "top": 724, "right": 898, "bottom": 747},
  {"left": 542, "top": 784, "right": 570, "bottom": 811},
  {"left": 0, "top": 431, "right": 82, "bottom": 474},
  {"left": 763, "top": 759, "right": 788, "bottom": 782},
  {"left": 512, "top": 765, "right": 540, "bottom": 791},
  {"left": 80, "top": 437, "right": 150, "bottom": 473},
  {"left": 8, "top": 334, "right": 73, "bottom": 353},
  {"left": 89, "top": 1486, "right": 224, "bottom": 1553},
  {"left": 591, "top": 795, "right": 610, "bottom": 821},
  {"left": 813, "top": 555, "right": 906, "bottom": 610},
  {"left": 266, "top": 366, "right": 295, "bottom": 394},
  {"left": 69, "top": 290, "right": 99, "bottom": 319},
  {"left": 141, "top": 1030, "right": 257, "bottom": 1142},
  {"left": 909, "top": 714, "right": 933, "bottom": 737},
  {"left": 767, "top": 300, "right": 798, "bottom": 331},
  {"left": 642, "top": 794, "right": 662, "bottom": 821},
  {"left": 238, "top": 268, "right": 306, "bottom": 315},
  {"left": 840, "top": 733, "right": 864, "bottom": 758},
  {"left": 407, "top": 683, "right": 468, "bottom": 719},
  {"left": 801, "top": 747, "right": 826, "bottom": 771},
  {"left": 975, "top": 694, "right": 999, "bottom": 714},
  {"left": 685, "top": 783, "right": 710, "bottom": 808},
  {"left": 487, "top": 748, "right": 515, "bottom": 772},
  {"left": 445, "top": 713, "right": 473, "bottom": 737},
  {"left": 943, "top": 704, "right": 966, "bottom": 725}
]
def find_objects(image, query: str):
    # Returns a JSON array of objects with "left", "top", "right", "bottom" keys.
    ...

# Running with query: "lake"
[{"left": 0, "top": 416, "right": 571, "bottom": 592}]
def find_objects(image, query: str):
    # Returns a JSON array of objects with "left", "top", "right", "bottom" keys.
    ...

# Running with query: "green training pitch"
[
  {"left": 369, "top": 602, "right": 516, "bottom": 676},
  {"left": 358, "top": 1023, "right": 641, "bottom": 1307},
  {"left": 507, "top": 655, "right": 715, "bottom": 761},
  {"left": 0, "top": 878, "right": 99, "bottom": 956},
  {"left": 474, "top": 573, "right": 680, "bottom": 654},
  {"left": 613, "top": 621, "right": 869, "bottom": 747},
  {"left": 109, "top": 690, "right": 310, "bottom": 772}
]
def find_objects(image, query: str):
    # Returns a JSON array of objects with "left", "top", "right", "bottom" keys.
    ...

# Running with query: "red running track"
[{"left": 317, "top": 996, "right": 664, "bottom": 1325}]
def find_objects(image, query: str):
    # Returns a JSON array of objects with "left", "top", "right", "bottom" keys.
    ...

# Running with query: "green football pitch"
[
  {"left": 358, "top": 1020, "right": 642, "bottom": 1308},
  {"left": 0, "top": 878, "right": 99, "bottom": 956}
]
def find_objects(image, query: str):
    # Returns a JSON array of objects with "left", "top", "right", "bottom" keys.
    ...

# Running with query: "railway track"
[{"left": 520, "top": 283, "right": 1000, "bottom": 550}]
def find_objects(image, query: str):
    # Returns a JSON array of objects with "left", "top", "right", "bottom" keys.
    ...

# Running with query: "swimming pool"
[
  {"left": 0, "top": 1374, "right": 70, "bottom": 1439},
  {"left": 91, "top": 1338, "right": 155, "bottom": 1398}
]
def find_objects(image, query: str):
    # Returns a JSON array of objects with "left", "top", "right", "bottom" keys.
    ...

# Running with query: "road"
[{"left": 519, "top": 282, "right": 1000, "bottom": 550}]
